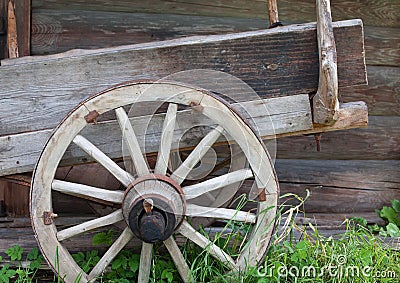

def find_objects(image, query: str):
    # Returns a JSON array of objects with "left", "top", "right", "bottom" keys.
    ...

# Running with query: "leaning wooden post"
[
  {"left": 313, "top": 0, "right": 339, "bottom": 125},
  {"left": 267, "top": 0, "right": 281, "bottom": 27},
  {"left": 6, "top": 0, "right": 18, "bottom": 58}
]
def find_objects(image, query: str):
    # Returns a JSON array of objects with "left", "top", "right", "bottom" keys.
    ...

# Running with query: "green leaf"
[
  {"left": 128, "top": 254, "right": 140, "bottom": 273},
  {"left": 350, "top": 217, "right": 368, "bottom": 227},
  {"left": 391, "top": 199, "right": 400, "bottom": 213},
  {"left": 93, "top": 230, "right": 114, "bottom": 246},
  {"left": 112, "top": 255, "right": 127, "bottom": 270},
  {"left": 6, "top": 269, "right": 16, "bottom": 277},
  {"left": 379, "top": 206, "right": 400, "bottom": 226},
  {"left": 161, "top": 269, "right": 174, "bottom": 282},
  {"left": 5, "top": 245, "right": 23, "bottom": 261},
  {"left": 27, "top": 247, "right": 39, "bottom": 261},
  {"left": 386, "top": 223, "right": 400, "bottom": 237},
  {"left": 72, "top": 252, "right": 85, "bottom": 264}
]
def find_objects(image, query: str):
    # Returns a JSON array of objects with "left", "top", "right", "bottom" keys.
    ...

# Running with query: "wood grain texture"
[
  {"left": 32, "top": 0, "right": 400, "bottom": 27},
  {"left": 28, "top": 10, "right": 398, "bottom": 68},
  {"left": 0, "top": 20, "right": 366, "bottom": 136},
  {"left": 341, "top": 66, "right": 400, "bottom": 116},
  {"left": 30, "top": 10, "right": 267, "bottom": 55},
  {"left": 274, "top": 159, "right": 400, "bottom": 213},
  {"left": 313, "top": 0, "right": 339, "bottom": 125},
  {"left": 277, "top": 116, "right": 400, "bottom": 160},
  {"left": 0, "top": 93, "right": 338, "bottom": 177},
  {"left": 364, "top": 26, "right": 400, "bottom": 67},
  {"left": 13, "top": 0, "right": 30, "bottom": 56}
]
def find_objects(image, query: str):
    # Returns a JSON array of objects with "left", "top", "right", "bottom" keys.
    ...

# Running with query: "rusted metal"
[
  {"left": 189, "top": 101, "right": 204, "bottom": 113},
  {"left": 314, "top": 133, "right": 322, "bottom": 152},
  {"left": 258, "top": 188, "right": 267, "bottom": 202},
  {"left": 43, "top": 211, "right": 58, "bottom": 225},
  {"left": 84, "top": 110, "right": 99, "bottom": 124}
]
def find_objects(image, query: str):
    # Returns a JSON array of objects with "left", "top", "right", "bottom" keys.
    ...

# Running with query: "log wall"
[{"left": 0, "top": 0, "right": 398, "bottom": 217}]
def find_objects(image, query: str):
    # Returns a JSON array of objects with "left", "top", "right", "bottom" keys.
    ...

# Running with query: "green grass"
[{"left": 1, "top": 197, "right": 399, "bottom": 282}]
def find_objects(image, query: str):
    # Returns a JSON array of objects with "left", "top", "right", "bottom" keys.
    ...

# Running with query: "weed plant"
[{"left": 1, "top": 196, "right": 398, "bottom": 282}]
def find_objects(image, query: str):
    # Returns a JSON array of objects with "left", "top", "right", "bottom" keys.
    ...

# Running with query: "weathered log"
[
  {"left": 32, "top": 0, "right": 400, "bottom": 27},
  {"left": 0, "top": 95, "right": 368, "bottom": 177},
  {"left": 28, "top": 10, "right": 398, "bottom": 67},
  {"left": 313, "top": 0, "right": 338, "bottom": 125},
  {"left": 29, "top": 10, "right": 267, "bottom": 55},
  {"left": 364, "top": 26, "right": 400, "bottom": 67},
  {"left": 276, "top": 159, "right": 400, "bottom": 213},
  {"left": 277, "top": 116, "right": 400, "bottom": 160},
  {"left": 0, "top": 94, "right": 313, "bottom": 176},
  {"left": 341, "top": 66, "right": 400, "bottom": 116}
]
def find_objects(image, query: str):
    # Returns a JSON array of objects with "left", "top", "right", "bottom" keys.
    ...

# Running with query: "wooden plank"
[
  {"left": 277, "top": 116, "right": 400, "bottom": 160},
  {"left": 0, "top": 94, "right": 310, "bottom": 177},
  {"left": 0, "top": 0, "right": 6, "bottom": 59},
  {"left": 30, "top": 10, "right": 267, "bottom": 55},
  {"left": 0, "top": 97, "right": 369, "bottom": 177},
  {"left": 341, "top": 66, "right": 400, "bottom": 116},
  {"left": 233, "top": 159, "right": 400, "bottom": 213},
  {"left": 0, "top": 20, "right": 366, "bottom": 136},
  {"left": 29, "top": 10, "right": 399, "bottom": 68},
  {"left": 275, "top": 159, "right": 400, "bottom": 192},
  {"left": 13, "top": 0, "right": 30, "bottom": 56},
  {"left": 32, "top": 0, "right": 400, "bottom": 27},
  {"left": 313, "top": 0, "right": 339, "bottom": 125},
  {"left": 364, "top": 26, "right": 400, "bottom": 67},
  {"left": 6, "top": 0, "right": 18, "bottom": 58}
]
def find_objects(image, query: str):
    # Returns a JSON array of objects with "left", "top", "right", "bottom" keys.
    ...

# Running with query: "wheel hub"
[{"left": 122, "top": 175, "right": 186, "bottom": 243}]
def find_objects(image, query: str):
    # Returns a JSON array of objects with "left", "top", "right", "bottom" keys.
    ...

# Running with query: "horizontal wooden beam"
[
  {"left": 277, "top": 115, "right": 400, "bottom": 160},
  {"left": 0, "top": 20, "right": 366, "bottom": 137},
  {"left": 275, "top": 159, "right": 400, "bottom": 213},
  {"left": 32, "top": 0, "right": 400, "bottom": 27},
  {"left": 0, "top": 94, "right": 312, "bottom": 176},
  {"left": 0, "top": 95, "right": 368, "bottom": 177},
  {"left": 342, "top": 66, "right": 400, "bottom": 116},
  {"left": 27, "top": 10, "right": 398, "bottom": 67}
]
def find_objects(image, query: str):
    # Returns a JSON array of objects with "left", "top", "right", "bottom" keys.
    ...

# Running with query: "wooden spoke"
[
  {"left": 179, "top": 221, "right": 236, "bottom": 270},
  {"left": 171, "top": 126, "right": 224, "bottom": 184},
  {"left": 57, "top": 210, "right": 123, "bottom": 241},
  {"left": 186, "top": 204, "right": 256, "bottom": 223},
  {"left": 73, "top": 135, "right": 133, "bottom": 186},
  {"left": 154, "top": 103, "right": 178, "bottom": 175},
  {"left": 138, "top": 242, "right": 153, "bottom": 283},
  {"left": 183, "top": 168, "right": 253, "bottom": 199},
  {"left": 88, "top": 227, "right": 134, "bottom": 280},
  {"left": 52, "top": 180, "right": 124, "bottom": 203},
  {"left": 115, "top": 107, "right": 150, "bottom": 176},
  {"left": 164, "top": 237, "right": 190, "bottom": 282}
]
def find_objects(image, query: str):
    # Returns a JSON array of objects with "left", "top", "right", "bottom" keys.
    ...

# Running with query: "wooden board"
[
  {"left": 0, "top": 94, "right": 313, "bottom": 176},
  {"left": 30, "top": 10, "right": 267, "bottom": 55},
  {"left": 28, "top": 10, "right": 398, "bottom": 68},
  {"left": 0, "top": 0, "right": 30, "bottom": 59},
  {"left": 32, "top": 0, "right": 400, "bottom": 27},
  {"left": 364, "top": 26, "right": 400, "bottom": 67},
  {"left": 276, "top": 116, "right": 400, "bottom": 160},
  {"left": 275, "top": 159, "right": 400, "bottom": 213},
  {"left": 0, "top": 20, "right": 366, "bottom": 137},
  {"left": 13, "top": 0, "right": 30, "bottom": 56},
  {"left": 341, "top": 66, "right": 400, "bottom": 116}
]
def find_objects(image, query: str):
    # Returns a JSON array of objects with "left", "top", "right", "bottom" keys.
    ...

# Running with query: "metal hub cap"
[{"left": 122, "top": 174, "right": 186, "bottom": 243}]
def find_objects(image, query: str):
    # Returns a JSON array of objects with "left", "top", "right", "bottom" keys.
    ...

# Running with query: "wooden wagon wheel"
[{"left": 30, "top": 81, "right": 279, "bottom": 282}]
